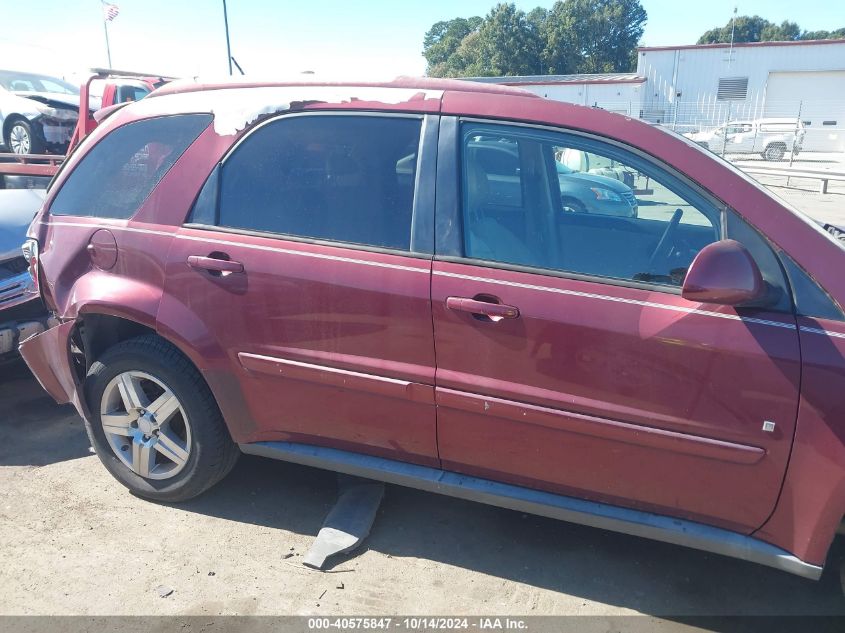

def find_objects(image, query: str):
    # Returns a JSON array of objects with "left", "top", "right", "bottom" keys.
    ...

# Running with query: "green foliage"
[
  {"left": 697, "top": 15, "right": 845, "bottom": 44},
  {"left": 544, "top": 0, "right": 647, "bottom": 74},
  {"left": 422, "top": 16, "right": 484, "bottom": 77},
  {"left": 422, "top": 0, "right": 647, "bottom": 77},
  {"left": 475, "top": 3, "right": 544, "bottom": 75},
  {"left": 801, "top": 27, "right": 845, "bottom": 40}
]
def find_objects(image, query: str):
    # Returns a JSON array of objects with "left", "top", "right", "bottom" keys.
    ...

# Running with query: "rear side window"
[
  {"left": 217, "top": 115, "right": 422, "bottom": 251},
  {"left": 50, "top": 114, "right": 212, "bottom": 219}
]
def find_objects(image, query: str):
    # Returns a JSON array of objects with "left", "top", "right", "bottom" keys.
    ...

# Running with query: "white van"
[{"left": 685, "top": 118, "right": 805, "bottom": 161}]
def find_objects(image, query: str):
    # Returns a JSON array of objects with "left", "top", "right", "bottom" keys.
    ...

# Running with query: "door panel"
[
  {"left": 159, "top": 112, "right": 439, "bottom": 466},
  {"left": 164, "top": 228, "right": 438, "bottom": 464},
  {"left": 432, "top": 262, "right": 800, "bottom": 531}
]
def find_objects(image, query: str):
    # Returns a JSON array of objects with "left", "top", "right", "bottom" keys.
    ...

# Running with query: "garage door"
[{"left": 764, "top": 71, "right": 845, "bottom": 152}]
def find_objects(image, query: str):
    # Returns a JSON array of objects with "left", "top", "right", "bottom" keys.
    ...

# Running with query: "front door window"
[{"left": 461, "top": 124, "right": 721, "bottom": 288}]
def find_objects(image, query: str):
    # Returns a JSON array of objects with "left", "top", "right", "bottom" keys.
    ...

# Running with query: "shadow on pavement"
[
  {"left": 0, "top": 357, "right": 90, "bottom": 466},
  {"left": 182, "top": 454, "right": 845, "bottom": 616}
]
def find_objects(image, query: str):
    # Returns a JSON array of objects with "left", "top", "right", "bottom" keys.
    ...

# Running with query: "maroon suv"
[{"left": 19, "top": 77, "right": 845, "bottom": 582}]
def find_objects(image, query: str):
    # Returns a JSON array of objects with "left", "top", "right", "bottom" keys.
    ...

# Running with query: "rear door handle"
[
  {"left": 446, "top": 296, "right": 520, "bottom": 321},
  {"left": 187, "top": 255, "right": 244, "bottom": 274}
]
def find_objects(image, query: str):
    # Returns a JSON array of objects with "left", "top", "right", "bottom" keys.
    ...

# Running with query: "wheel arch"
[
  {"left": 2, "top": 114, "right": 30, "bottom": 144},
  {"left": 2, "top": 113, "right": 24, "bottom": 136},
  {"left": 72, "top": 305, "right": 259, "bottom": 443},
  {"left": 68, "top": 312, "right": 216, "bottom": 427},
  {"left": 73, "top": 313, "right": 157, "bottom": 381}
]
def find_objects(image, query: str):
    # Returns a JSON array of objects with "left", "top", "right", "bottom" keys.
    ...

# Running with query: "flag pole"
[
  {"left": 223, "top": 0, "right": 233, "bottom": 76},
  {"left": 101, "top": 1, "right": 113, "bottom": 68}
]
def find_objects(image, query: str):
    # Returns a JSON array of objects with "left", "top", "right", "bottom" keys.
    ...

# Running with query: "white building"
[
  {"left": 468, "top": 39, "right": 845, "bottom": 152},
  {"left": 467, "top": 72, "right": 646, "bottom": 117},
  {"left": 638, "top": 39, "right": 845, "bottom": 150}
]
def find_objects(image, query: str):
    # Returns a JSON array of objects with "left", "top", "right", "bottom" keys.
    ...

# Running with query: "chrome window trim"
[
  {"left": 45, "top": 219, "right": 845, "bottom": 339},
  {"left": 45, "top": 222, "right": 431, "bottom": 274},
  {"left": 181, "top": 222, "right": 434, "bottom": 261}
]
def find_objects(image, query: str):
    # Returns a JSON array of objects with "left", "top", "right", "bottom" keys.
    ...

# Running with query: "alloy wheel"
[
  {"left": 9, "top": 123, "right": 31, "bottom": 154},
  {"left": 100, "top": 371, "right": 192, "bottom": 480}
]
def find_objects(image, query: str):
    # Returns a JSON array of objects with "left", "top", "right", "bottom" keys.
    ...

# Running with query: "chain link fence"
[{"left": 588, "top": 98, "right": 845, "bottom": 164}]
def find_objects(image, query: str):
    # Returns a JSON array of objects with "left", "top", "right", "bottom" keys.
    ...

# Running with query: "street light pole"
[{"left": 223, "top": 0, "right": 233, "bottom": 76}]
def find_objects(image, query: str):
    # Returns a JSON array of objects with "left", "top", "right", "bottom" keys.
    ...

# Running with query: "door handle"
[
  {"left": 446, "top": 296, "right": 520, "bottom": 321},
  {"left": 187, "top": 255, "right": 244, "bottom": 274}
]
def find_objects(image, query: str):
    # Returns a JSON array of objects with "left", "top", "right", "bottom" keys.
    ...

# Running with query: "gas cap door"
[{"left": 87, "top": 229, "right": 118, "bottom": 270}]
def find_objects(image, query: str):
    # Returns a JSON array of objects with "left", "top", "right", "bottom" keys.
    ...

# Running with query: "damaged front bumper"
[{"left": 18, "top": 319, "right": 86, "bottom": 417}]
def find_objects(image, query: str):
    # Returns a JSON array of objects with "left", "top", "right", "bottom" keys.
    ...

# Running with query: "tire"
[
  {"left": 561, "top": 196, "right": 587, "bottom": 213},
  {"left": 5, "top": 118, "right": 43, "bottom": 155},
  {"left": 83, "top": 335, "right": 239, "bottom": 502},
  {"left": 763, "top": 143, "right": 786, "bottom": 162}
]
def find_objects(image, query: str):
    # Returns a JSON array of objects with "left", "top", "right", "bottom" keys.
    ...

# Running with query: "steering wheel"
[{"left": 647, "top": 208, "right": 683, "bottom": 273}]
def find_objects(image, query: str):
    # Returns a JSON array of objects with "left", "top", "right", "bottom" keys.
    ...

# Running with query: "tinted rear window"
[
  {"left": 217, "top": 115, "right": 421, "bottom": 251},
  {"left": 49, "top": 114, "right": 211, "bottom": 219}
]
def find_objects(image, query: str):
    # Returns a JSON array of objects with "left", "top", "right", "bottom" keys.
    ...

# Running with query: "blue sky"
[{"left": 1, "top": 0, "right": 843, "bottom": 80}]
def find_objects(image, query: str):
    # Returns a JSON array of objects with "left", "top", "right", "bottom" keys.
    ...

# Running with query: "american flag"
[{"left": 102, "top": 2, "right": 119, "bottom": 22}]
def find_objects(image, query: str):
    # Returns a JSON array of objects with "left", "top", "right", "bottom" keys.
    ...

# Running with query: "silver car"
[
  {"left": 468, "top": 138, "right": 638, "bottom": 218},
  {"left": 0, "top": 70, "right": 79, "bottom": 155}
]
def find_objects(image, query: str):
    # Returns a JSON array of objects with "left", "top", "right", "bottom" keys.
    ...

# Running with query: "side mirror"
[{"left": 682, "top": 240, "right": 764, "bottom": 306}]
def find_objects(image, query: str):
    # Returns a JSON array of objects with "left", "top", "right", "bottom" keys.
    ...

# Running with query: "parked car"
[
  {"left": 19, "top": 78, "right": 845, "bottom": 583},
  {"left": 555, "top": 162, "right": 637, "bottom": 217},
  {"left": 467, "top": 138, "right": 637, "bottom": 217},
  {"left": 0, "top": 69, "right": 168, "bottom": 156},
  {"left": 0, "top": 70, "right": 80, "bottom": 155},
  {"left": 685, "top": 118, "right": 805, "bottom": 161},
  {"left": 0, "top": 188, "right": 51, "bottom": 361}
]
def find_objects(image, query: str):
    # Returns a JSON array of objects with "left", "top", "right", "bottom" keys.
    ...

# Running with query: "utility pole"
[
  {"left": 728, "top": 6, "right": 738, "bottom": 67},
  {"left": 223, "top": 0, "right": 233, "bottom": 76}
]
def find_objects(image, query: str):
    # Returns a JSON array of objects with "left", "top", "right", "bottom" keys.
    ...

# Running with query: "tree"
[
  {"left": 422, "top": 0, "right": 647, "bottom": 78},
  {"left": 802, "top": 28, "right": 845, "bottom": 40},
  {"left": 525, "top": 7, "right": 549, "bottom": 74},
  {"left": 422, "top": 17, "right": 483, "bottom": 76},
  {"left": 544, "top": 0, "right": 646, "bottom": 73},
  {"left": 542, "top": 2, "right": 579, "bottom": 74},
  {"left": 697, "top": 16, "right": 845, "bottom": 44},
  {"left": 473, "top": 3, "right": 543, "bottom": 76},
  {"left": 762, "top": 21, "right": 801, "bottom": 41},
  {"left": 698, "top": 15, "right": 771, "bottom": 44}
]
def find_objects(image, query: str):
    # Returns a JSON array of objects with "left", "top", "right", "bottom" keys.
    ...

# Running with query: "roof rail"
[{"left": 88, "top": 67, "right": 178, "bottom": 80}]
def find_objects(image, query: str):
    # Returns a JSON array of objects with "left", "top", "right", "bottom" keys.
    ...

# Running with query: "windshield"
[{"left": 0, "top": 70, "right": 79, "bottom": 95}]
